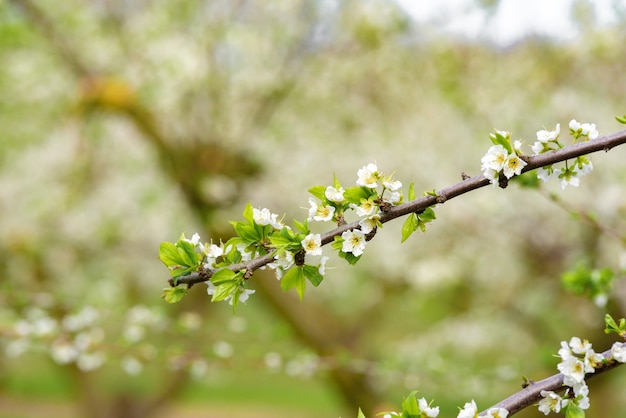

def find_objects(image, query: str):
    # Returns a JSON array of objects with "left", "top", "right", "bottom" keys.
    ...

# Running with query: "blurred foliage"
[{"left": 1, "top": 0, "right": 626, "bottom": 417}]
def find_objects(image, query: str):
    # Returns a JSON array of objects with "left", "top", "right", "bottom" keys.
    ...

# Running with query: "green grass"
[{"left": 0, "top": 355, "right": 342, "bottom": 416}]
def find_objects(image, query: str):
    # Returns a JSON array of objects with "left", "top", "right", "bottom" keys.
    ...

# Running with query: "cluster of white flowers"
[
  {"left": 183, "top": 232, "right": 257, "bottom": 305},
  {"left": 176, "top": 163, "right": 408, "bottom": 304},
  {"left": 481, "top": 120, "right": 597, "bottom": 190},
  {"left": 532, "top": 121, "right": 595, "bottom": 189},
  {"left": 352, "top": 163, "right": 402, "bottom": 256},
  {"left": 184, "top": 232, "right": 225, "bottom": 269},
  {"left": 480, "top": 131, "right": 527, "bottom": 186},
  {"left": 569, "top": 119, "right": 599, "bottom": 140},
  {"left": 537, "top": 337, "right": 604, "bottom": 414},
  {"left": 357, "top": 163, "right": 403, "bottom": 204}
]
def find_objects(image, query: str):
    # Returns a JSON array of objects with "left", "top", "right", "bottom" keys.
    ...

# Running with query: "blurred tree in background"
[{"left": 1, "top": 0, "right": 626, "bottom": 417}]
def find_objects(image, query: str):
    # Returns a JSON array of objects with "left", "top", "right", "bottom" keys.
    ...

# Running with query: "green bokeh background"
[{"left": 1, "top": 1, "right": 625, "bottom": 417}]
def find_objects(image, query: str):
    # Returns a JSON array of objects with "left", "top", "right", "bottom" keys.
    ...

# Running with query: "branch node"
[
  {"left": 294, "top": 250, "right": 306, "bottom": 266},
  {"left": 498, "top": 172, "right": 509, "bottom": 189},
  {"left": 365, "top": 228, "right": 377, "bottom": 242}
]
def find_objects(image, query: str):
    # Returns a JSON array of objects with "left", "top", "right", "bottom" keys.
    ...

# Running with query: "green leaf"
[
  {"left": 604, "top": 313, "right": 626, "bottom": 337},
  {"left": 231, "top": 221, "right": 262, "bottom": 243},
  {"left": 408, "top": 182, "right": 416, "bottom": 201},
  {"left": 293, "top": 218, "right": 309, "bottom": 234},
  {"left": 400, "top": 391, "right": 420, "bottom": 416},
  {"left": 210, "top": 268, "right": 237, "bottom": 285},
  {"left": 295, "top": 273, "right": 307, "bottom": 300},
  {"left": 337, "top": 249, "right": 362, "bottom": 265},
  {"left": 562, "top": 263, "right": 614, "bottom": 302},
  {"left": 161, "top": 286, "right": 187, "bottom": 303},
  {"left": 159, "top": 240, "right": 201, "bottom": 278},
  {"left": 268, "top": 227, "right": 301, "bottom": 251},
  {"left": 511, "top": 171, "right": 540, "bottom": 188},
  {"left": 333, "top": 173, "right": 342, "bottom": 189},
  {"left": 331, "top": 236, "right": 344, "bottom": 251},
  {"left": 176, "top": 240, "right": 199, "bottom": 267},
  {"left": 357, "top": 408, "right": 367, "bottom": 418},
  {"left": 401, "top": 214, "right": 418, "bottom": 243},
  {"left": 303, "top": 264, "right": 324, "bottom": 287},
  {"left": 616, "top": 114, "right": 626, "bottom": 124},
  {"left": 308, "top": 185, "right": 327, "bottom": 201},
  {"left": 281, "top": 266, "right": 306, "bottom": 299},
  {"left": 159, "top": 242, "right": 185, "bottom": 267},
  {"left": 343, "top": 186, "right": 374, "bottom": 205},
  {"left": 489, "top": 130, "right": 513, "bottom": 153},
  {"left": 564, "top": 402, "right": 585, "bottom": 418},
  {"left": 331, "top": 235, "right": 362, "bottom": 264},
  {"left": 419, "top": 207, "right": 436, "bottom": 222},
  {"left": 211, "top": 280, "right": 239, "bottom": 302},
  {"left": 242, "top": 202, "right": 254, "bottom": 223}
]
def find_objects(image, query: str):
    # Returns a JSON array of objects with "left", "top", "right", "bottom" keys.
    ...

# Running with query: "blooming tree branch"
[{"left": 168, "top": 127, "right": 626, "bottom": 289}]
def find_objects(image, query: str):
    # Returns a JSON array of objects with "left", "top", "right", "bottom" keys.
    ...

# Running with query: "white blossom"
[
  {"left": 537, "top": 166, "right": 557, "bottom": 182},
  {"left": 359, "top": 215, "right": 379, "bottom": 234},
  {"left": 268, "top": 251, "right": 294, "bottom": 279},
  {"left": 484, "top": 407, "right": 508, "bottom": 418},
  {"left": 611, "top": 342, "right": 626, "bottom": 362},
  {"left": 481, "top": 145, "right": 508, "bottom": 172},
  {"left": 557, "top": 356, "right": 586, "bottom": 386},
  {"left": 569, "top": 337, "right": 592, "bottom": 355},
  {"left": 538, "top": 390, "right": 563, "bottom": 415},
  {"left": 307, "top": 198, "right": 335, "bottom": 222},
  {"left": 325, "top": 186, "right": 345, "bottom": 202},
  {"left": 457, "top": 400, "right": 477, "bottom": 418},
  {"left": 356, "top": 163, "right": 379, "bottom": 188},
  {"left": 502, "top": 154, "right": 527, "bottom": 178},
  {"left": 558, "top": 167, "right": 580, "bottom": 189},
  {"left": 353, "top": 198, "right": 377, "bottom": 217},
  {"left": 253, "top": 207, "right": 285, "bottom": 229},
  {"left": 341, "top": 229, "right": 367, "bottom": 256},
  {"left": 418, "top": 398, "right": 439, "bottom": 417},
  {"left": 318, "top": 256, "right": 329, "bottom": 276},
  {"left": 383, "top": 180, "right": 402, "bottom": 191},
  {"left": 536, "top": 124, "right": 560, "bottom": 143},
  {"left": 301, "top": 233, "right": 322, "bottom": 256}
]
